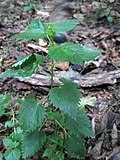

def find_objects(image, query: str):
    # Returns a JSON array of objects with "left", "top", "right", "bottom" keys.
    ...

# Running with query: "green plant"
[
  {"left": 0, "top": 18, "right": 102, "bottom": 159},
  {"left": 23, "top": 1, "right": 42, "bottom": 12},
  {"left": 0, "top": 57, "right": 4, "bottom": 72}
]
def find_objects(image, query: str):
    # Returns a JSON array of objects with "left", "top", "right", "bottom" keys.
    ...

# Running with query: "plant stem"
[
  {"left": 50, "top": 60, "right": 54, "bottom": 87},
  {"left": 11, "top": 107, "right": 16, "bottom": 132},
  {"left": 55, "top": 119, "right": 69, "bottom": 138},
  {"left": 107, "top": 99, "right": 120, "bottom": 111},
  {"left": 47, "top": 35, "right": 56, "bottom": 88}
]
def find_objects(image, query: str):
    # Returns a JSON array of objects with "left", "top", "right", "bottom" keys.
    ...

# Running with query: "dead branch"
[{"left": 17, "top": 70, "right": 120, "bottom": 88}]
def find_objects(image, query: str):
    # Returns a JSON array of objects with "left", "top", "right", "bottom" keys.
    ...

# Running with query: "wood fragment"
[
  {"left": 27, "top": 44, "right": 48, "bottom": 53},
  {"left": 17, "top": 70, "right": 120, "bottom": 88}
]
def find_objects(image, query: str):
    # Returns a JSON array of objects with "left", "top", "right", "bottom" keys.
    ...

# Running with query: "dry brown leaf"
[{"left": 56, "top": 62, "right": 69, "bottom": 70}]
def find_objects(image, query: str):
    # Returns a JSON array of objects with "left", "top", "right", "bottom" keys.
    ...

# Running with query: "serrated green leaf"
[
  {"left": 5, "top": 121, "right": 14, "bottom": 128},
  {"left": 9, "top": 129, "right": 23, "bottom": 142},
  {"left": 51, "top": 151, "right": 64, "bottom": 160},
  {"left": 49, "top": 78, "right": 80, "bottom": 118},
  {"left": 0, "top": 94, "right": 10, "bottom": 107},
  {"left": 65, "top": 135, "right": 86, "bottom": 159},
  {"left": 22, "top": 130, "right": 46, "bottom": 158},
  {"left": 42, "top": 148, "right": 52, "bottom": 157},
  {"left": 4, "top": 148, "right": 21, "bottom": 160},
  {"left": 0, "top": 154, "right": 3, "bottom": 160},
  {"left": 0, "top": 68, "right": 13, "bottom": 78},
  {"left": 50, "top": 143, "right": 57, "bottom": 151},
  {"left": 23, "top": 4, "right": 35, "bottom": 12},
  {"left": 19, "top": 93, "right": 45, "bottom": 131},
  {"left": 65, "top": 112, "right": 94, "bottom": 137},
  {"left": 3, "top": 138, "right": 19, "bottom": 148},
  {"left": 12, "top": 54, "right": 34, "bottom": 68},
  {"left": 13, "top": 19, "right": 47, "bottom": 40},
  {"left": 49, "top": 19, "right": 80, "bottom": 33},
  {"left": 49, "top": 78, "right": 94, "bottom": 138},
  {"left": 48, "top": 42, "right": 102, "bottom": 63},
  {"left": 12, "top": 54, "right": 44, "bottom": 77},
  {"left": 0, "top": 54, "right": 44, "bottom": 78}
]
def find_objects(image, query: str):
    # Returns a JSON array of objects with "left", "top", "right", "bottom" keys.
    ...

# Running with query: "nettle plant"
[{"left": 0, "top": 19, "right": 102, "bottom": 160}]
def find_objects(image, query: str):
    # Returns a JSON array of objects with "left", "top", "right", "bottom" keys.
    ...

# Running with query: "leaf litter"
[{"left": 0, "top": 0, "right": 120, "bottom": 159}]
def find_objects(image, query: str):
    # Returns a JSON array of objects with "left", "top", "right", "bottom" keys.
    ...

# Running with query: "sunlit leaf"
[
  {"left": 4, "top": 148, "right": 21, "bottom": 160},
  {"left": 48, "top": 42, "right": 101, "bottom": 63},
  {"left": 48, "top": 19, "right": 80, "bottom": 33},
  {"left": 0, "top": 54, "right": 44, "bottom": 78},
  {"left": 13, "top": 19, "right": 47, "bottom": 40}
]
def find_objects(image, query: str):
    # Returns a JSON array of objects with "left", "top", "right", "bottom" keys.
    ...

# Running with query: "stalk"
[
  {"left": 50, "top": 60, "right": 55, "bottom": 87},
  {"left": 47, "top": 34, "right": 56, "bottom": 88}
]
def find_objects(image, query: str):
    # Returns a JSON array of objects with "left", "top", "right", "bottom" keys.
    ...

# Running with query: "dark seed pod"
[{"left": 53, "top": 33, "right": 68, "bottom": 44}]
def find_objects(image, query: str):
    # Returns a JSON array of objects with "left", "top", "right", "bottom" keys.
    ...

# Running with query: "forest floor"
[{"left": 0, "top": 0, "right": 120, "bottom": 159}]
